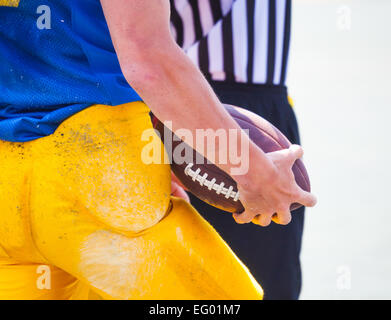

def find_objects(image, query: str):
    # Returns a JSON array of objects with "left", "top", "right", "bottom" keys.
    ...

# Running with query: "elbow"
[
  {"left": 122, "top": 62, "right": 161, "bottom": 93},
  {"left": 119, "top": 41, "right": 181, "bottom": 93}
]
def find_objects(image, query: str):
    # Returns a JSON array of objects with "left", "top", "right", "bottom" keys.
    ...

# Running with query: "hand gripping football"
[{"left": 151, "top": 104, "right": 311, "bottom": 214}]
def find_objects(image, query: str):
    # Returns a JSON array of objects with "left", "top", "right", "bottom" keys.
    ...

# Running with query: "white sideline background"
[{"left": 287, "top": 0, "right": 391, "bottom": 299}]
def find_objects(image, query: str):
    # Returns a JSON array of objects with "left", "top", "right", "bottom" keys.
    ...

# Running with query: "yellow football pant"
[{"left": 0, "top": 102, "right": 263, "bottom": 300}]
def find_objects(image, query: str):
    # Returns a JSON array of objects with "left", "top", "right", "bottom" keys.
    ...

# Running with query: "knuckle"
[
  {"left": 252, "top": 213, "right": 271, "bottom": 227},
  {"left": 278, "top": 214, "right": 292, "bottom": 225},
  {"left": 260, "top": 215, "right": 272, "bottom": 226},
  {"left": 235, "top": 212, "right": 252, "bottom": 224},
  {"left": 233, "top": 214, "right": 244, "bottom": 224},
  {"left": 261, "top": 219, "right": 272, "bottom": 227}
]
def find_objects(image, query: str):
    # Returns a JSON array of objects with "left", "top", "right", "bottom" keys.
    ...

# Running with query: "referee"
[{"left": 170, "top": 0, "right": 304, "bottom": 300}]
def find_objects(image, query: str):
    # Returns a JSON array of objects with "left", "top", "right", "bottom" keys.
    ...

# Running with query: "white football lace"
[{"left": 184, "top": 163, "right": 240, "bottom": 202}]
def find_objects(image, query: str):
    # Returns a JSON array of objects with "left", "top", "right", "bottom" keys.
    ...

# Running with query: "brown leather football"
[{"left": 151, "top": 104, "right": 311, "bottom": 214}]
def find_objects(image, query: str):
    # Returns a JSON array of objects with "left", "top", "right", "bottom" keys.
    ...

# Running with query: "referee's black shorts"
[{"left": 190, "top": 80, "right": 305, "bottom": 300}]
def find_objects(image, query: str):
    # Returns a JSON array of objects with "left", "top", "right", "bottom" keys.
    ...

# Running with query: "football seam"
[{"left": 184, "top": 163, "right": 240, "bottom": 201}]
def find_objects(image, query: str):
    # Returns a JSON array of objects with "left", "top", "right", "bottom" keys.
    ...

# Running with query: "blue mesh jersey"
[{"left": 0, "top": 0, "right": 142, "bottom": 142}]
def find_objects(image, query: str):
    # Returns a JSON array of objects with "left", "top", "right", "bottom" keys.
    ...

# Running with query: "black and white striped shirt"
[{"left": 170, "top": 0, "right": 291, "bottom": 85}]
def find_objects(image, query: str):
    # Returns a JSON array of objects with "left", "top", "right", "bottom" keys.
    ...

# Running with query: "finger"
[
  {"left": 287, "top": 144, "right": 304, "bottom": 164},
  {"left": 233, "top": 210, "right": 254, "bottom": 224},
  {"left": 297, "top": 190, "right": 317, "bottom": 207},
  {"left": 252, "top": 213, "right": 272, "bottom": 227},
  {"left": 273, "top": 210, "right": 292, "bottom": 225}
]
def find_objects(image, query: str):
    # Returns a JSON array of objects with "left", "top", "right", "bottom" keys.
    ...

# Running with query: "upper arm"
[{"left": 100, "top": 0, "right": 176, "bottom": 63}]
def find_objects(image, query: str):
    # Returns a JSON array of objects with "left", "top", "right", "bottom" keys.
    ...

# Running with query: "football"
[{"left": 152, "top": 104, "right": 311, "bottom": 214}]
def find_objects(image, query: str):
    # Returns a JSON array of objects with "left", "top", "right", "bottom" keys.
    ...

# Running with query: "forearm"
[
  {"left": 100, "top": 0, "right": 274, "bottom": 184},
  {"left": 121, "top": 43, "right": 275, "bottom": 183}
]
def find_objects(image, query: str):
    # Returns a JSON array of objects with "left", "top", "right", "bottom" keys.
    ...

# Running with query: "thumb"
[{"left": 287, "top": 144, "right": 304, "bottom": 164}]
